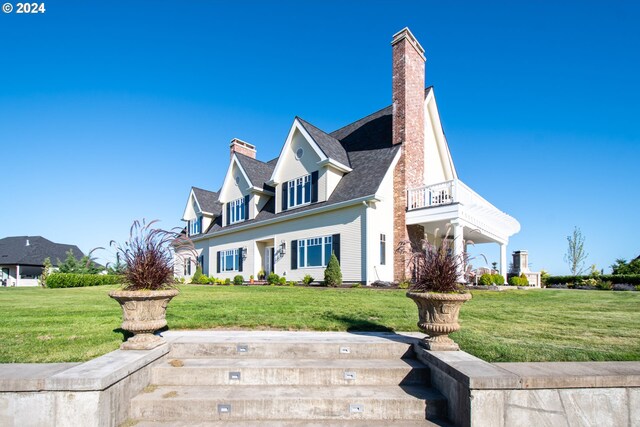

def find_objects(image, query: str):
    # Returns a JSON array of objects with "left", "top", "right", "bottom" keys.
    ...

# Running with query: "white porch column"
[
  {"left": 451, "top": 221, "right": 465, "bottom": 282},
  {"left": 500, "top": 243, "right": 507, "bottom": 283},
  {"left": 15, "top": 265, "right": 20, "bottom": 287}
]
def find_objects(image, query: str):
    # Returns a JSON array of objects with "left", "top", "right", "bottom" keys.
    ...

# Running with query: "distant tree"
[
  {"left": 564, "top": 227, "right": 588, "bottom": 275},
  {"left": 39, "top": 257, "right": 52, "bottom": 287},
  {"left": 610, "top": 258, "right": 640, "bottom": 275},
  {"left": 106, "top": 252, "right": 126, "bottom": 275},
  {"left": 57, "top": 249, "right": 102, "bottom": 274},
  {"left": 57, "top": 250, "right": 80, "bottom": 273},
  {"left": 491, "top": 262, "right": 498, "bottom": 271}
]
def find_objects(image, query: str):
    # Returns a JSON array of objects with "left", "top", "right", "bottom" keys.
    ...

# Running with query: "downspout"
[{"left": 362, "top": 201, "right": 369, "bottom": 285}]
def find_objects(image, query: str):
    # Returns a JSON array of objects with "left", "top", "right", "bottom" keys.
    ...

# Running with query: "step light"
[
  {"left": 349, "top": 404, "right": 364, "bottom": 413},
  {"left": 217, "top": 404, "right": 232, "bottom": 414},
  {"left": 229, "top": 371, "right": 241, "bottom": 380},
  {"left": 236, "top": 344, "right": 249, "bottom": 353},
  {"left": 339, "top": 346, "right": 351, "bottom": 354},
  {"left": 344, "top": 371, "right": 356, "bottom": 380}
]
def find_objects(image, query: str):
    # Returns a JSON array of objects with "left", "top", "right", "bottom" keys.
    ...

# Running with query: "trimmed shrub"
[
  {"left": 278, "top": 276, "right": 287, "bottom": 286},
  {"left": 287, "top": 281, "right": 296, "bottom": 287},
  {"left": 233, "top": 275, "right": 244, "bottom": 286},
  {"left": 192, "top": 266, "right": 204, "bottom": 283},
  {"left": 47, "top": 273, "right": 122, "bottom": 288},
  {"left": 508, "top": 276, "right": 528, "bottom": 286},
  {"left": 267, "top": 272, "right": 280, "bottom": 286},
  {"left": 302, "top": 274, "right": 314, "bottom": 285},
  {"left": 224, "top": 278, "right": 231, "bottom": 285},
  {"left": 491, "top": 274, "right": 504, "bottom": 285},
  {"left": 324, "top": 254, "right": 342, "bottom": 287},
  {"left": 398, "top": 280, "right": 410, "bottom": 289},
  {"left": 479, "top": 274, "right": 493, "bottom": 286},
  {"left": 546, "top": 274, "right": 640, "bottom": 286}
]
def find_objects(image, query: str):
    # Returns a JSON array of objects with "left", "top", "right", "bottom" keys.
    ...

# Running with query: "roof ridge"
[{"left": 329, "top": 104, "right": 392, "bottom": 137}]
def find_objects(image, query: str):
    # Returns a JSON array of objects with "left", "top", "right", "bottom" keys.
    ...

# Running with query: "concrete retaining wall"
[
  {"left": 415, "top": 345, "right": 640, "bottom": 427},
  {"left": 0, "top": 345, "right": 169, "bottom": 427}
]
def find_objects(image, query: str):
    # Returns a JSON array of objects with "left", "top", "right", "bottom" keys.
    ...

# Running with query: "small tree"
[
  {"left": 57, "top": 250, "right": 81, "bottom": 273},
  {"left": 564, "top": 226, "right": 588, "bottom": 275},
  {"left": 39, "top": 257, "right": 52, "bottom": 287},
  {"left": 192, "top": 265, "right": 204, "bottom": 283},
  {"left": 324, "top": 253, "right": 342, "bottom": 287},
  {"left": 610, "top": 258, "right": 640, "bottom": 275}
]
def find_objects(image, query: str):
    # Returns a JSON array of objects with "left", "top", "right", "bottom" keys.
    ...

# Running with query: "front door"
[{"left": 264, "top": 247, "right": 274, "bottom": 275}]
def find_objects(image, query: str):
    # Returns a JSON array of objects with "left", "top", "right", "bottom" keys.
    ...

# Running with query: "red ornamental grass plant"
[
  {"left": 400, "top": 226, "right": 474, "bottom": 293},
  {"left": 111, "top": 219, "right": 194, "bottom": 291}
]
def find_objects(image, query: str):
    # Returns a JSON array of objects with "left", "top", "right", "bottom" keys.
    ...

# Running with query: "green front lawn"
[{"left": 1, "top": 285, "right": 638, "bottom": 363}]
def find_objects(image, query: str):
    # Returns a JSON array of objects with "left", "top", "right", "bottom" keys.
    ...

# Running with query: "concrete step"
[
  {"left": 130, "top": 385, "right": 446, "bottom": 421},
  {"left": 132, "top": 419, "right": 452, "bottom": 426},
  {"left": 167, "top": 331, "right": 422, "bottom": 360},
  {"left": 152, "top": 358, "right": 430, "bottom": 386}
]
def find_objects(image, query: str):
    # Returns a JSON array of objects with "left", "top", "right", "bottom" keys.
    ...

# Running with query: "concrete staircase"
[{"left": 128, "top": 332, "right": 449, "bottom": 426}]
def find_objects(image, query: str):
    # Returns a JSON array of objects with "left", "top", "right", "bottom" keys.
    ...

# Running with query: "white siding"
[
  {"left": 200, "top": 204, "right": 366, "bottom": 282},
  {"left": 325, "top": 168, "right": 343, "bottom": 199},
  {"left": 365, "top": 164, "right": 396, "bottom": 283}
]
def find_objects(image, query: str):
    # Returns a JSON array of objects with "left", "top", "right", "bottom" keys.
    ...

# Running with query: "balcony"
[{"left": 406, "top": 179, "right": 520, "bottom": 244}]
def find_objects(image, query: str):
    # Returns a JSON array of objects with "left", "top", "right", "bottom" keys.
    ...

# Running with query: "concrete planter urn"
[
  {"left": 109, "top": 289, "right": 179, "bottom": 350},
  {"left": 406, "top": 291, "right": 472, "bottom": 351}
]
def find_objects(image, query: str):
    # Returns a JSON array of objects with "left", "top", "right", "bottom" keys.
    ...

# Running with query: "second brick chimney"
[
  {"left": 391, "top": 27, "right": 427, "bottom": 281},
  {"left": 230, "top": 138, "right": 256, "bottom": 160}
]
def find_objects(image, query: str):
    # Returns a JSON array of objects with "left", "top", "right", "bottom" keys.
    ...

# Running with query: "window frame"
[
  {"left": 297, "top": 235, "right": 333, "bottom": 268},
  {"left": 287, "top": 174, "right": 311, "bottom": 209},
  {"left": 189, "top": 215, "right": 202, "bottom": 236},
  {"left": 229, "top": 198, "right": 245, "bottom": 225},
  {"left": 221, "top": 249, "right": 240, "bottom": 272}
]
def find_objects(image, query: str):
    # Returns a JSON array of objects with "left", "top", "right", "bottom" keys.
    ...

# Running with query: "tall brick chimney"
[
  {"left": 230, "top": 138, "right": 256, "bottom": 160},
  {"left": 391, "top": 27, "right": 426, "bottom": 281}
]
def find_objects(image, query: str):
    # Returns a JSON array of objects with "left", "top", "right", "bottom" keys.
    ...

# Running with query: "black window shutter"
[
  {"left": 225, "top": 203, "right": 230, "bottom": 226},
  {"left": 216, "top": 251, "right": 221, "bottom": 273},
  {"left": 282, "top": 183, "right": 288, "bottom": 211},
  {"left": 311, "top": 171, "right": 319, "bottom": 203},
  {"left": 291, "top": 240, "right": 298, "bottom": 270},
  {"left": 238, "top": 247, "right": 243, "bottom": 272},
  {"left": 198, "top": 216, "right": 203, "bottom": 233},
  {"left": 332, "top": 234, "right": 341, "bottom": 263},
  {"left": 244, "top": 195, "right": 250, "bottom": 220}
]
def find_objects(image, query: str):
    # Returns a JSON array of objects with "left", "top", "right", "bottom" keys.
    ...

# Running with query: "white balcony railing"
[
  {"left": 407, "top": 179, "right": 521, "bottom": 237},
  {"left": 407, "top": 180, "right": 456, "bottom": 210}
]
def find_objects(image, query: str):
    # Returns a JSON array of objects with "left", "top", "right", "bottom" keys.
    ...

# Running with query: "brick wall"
[{"left": 391, "top": 28, "right": 426, "bottom": 281}]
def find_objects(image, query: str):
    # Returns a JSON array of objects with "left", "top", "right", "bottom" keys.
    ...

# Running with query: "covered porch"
[{"left": 406, "top": 179, "right": 520, "bottom": 281}]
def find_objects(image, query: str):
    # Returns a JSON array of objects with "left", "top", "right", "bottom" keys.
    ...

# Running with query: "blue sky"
[{"left": 0, "top": 1, "right": 638, "bottom": 274}]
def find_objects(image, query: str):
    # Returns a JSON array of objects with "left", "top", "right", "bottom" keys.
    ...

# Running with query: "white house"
[
  {"left": 0, "top": 236, "right": 85, "bottom": 287},
  {"left": 176, "top": 28, "right": 520, "bottom": 284}
]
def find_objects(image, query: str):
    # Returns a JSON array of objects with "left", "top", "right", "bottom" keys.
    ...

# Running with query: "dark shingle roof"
[
  {"left": 192, "top": 187, "right": 222, "bottom": 216},
  {"left": 0, "top": 236, "right": 84, "bottom": 266},
  {"left": 235, "top": 153, "right": 277, "bottom": 190},
  {"left": 200, "top": 105, "right": 399, "bottom": 236},
  {"left": 297, "top": 117, "right": 350, "bottom": 167}
]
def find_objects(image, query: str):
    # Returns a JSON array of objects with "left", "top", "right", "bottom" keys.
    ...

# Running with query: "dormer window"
[
  {"left": 281, "top": 171, "right": 319, "bottom": 212},
  {"left": 288, "top": 175, "right": 311, "bottom": 209},
  {"left": 227, "top": 196, "right": 248, "bottom": 225},
  {"left": 189, "top": 216, "right": 203, "bottom": 236}
]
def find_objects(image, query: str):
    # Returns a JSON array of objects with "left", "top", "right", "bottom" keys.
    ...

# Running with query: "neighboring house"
[
  {"left": 0, "top": 236, "right": 85, "bottom": 287},
  {"left": 176, "top": 28, "right": 520, "bottom": 284}
]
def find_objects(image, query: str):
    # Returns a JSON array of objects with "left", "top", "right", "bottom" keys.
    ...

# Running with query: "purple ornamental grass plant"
[
  {"left": 111, "top": 219, "right": 195, "bottom": 291},
  {"left": 399, "top": 225, "right": 477, "bottom": 293}
]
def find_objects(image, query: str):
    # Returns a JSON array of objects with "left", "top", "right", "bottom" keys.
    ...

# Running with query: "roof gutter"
[{"left": 189, "top": 194, "right": 375, "bottom": 242}]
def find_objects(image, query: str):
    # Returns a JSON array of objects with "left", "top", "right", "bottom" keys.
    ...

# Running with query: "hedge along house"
[
  {"left": 0, "top": 236, "right": 85, "bottom": 287},
  {"left": 176, "top": 28, "right": 520, "bottom": 284}
]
